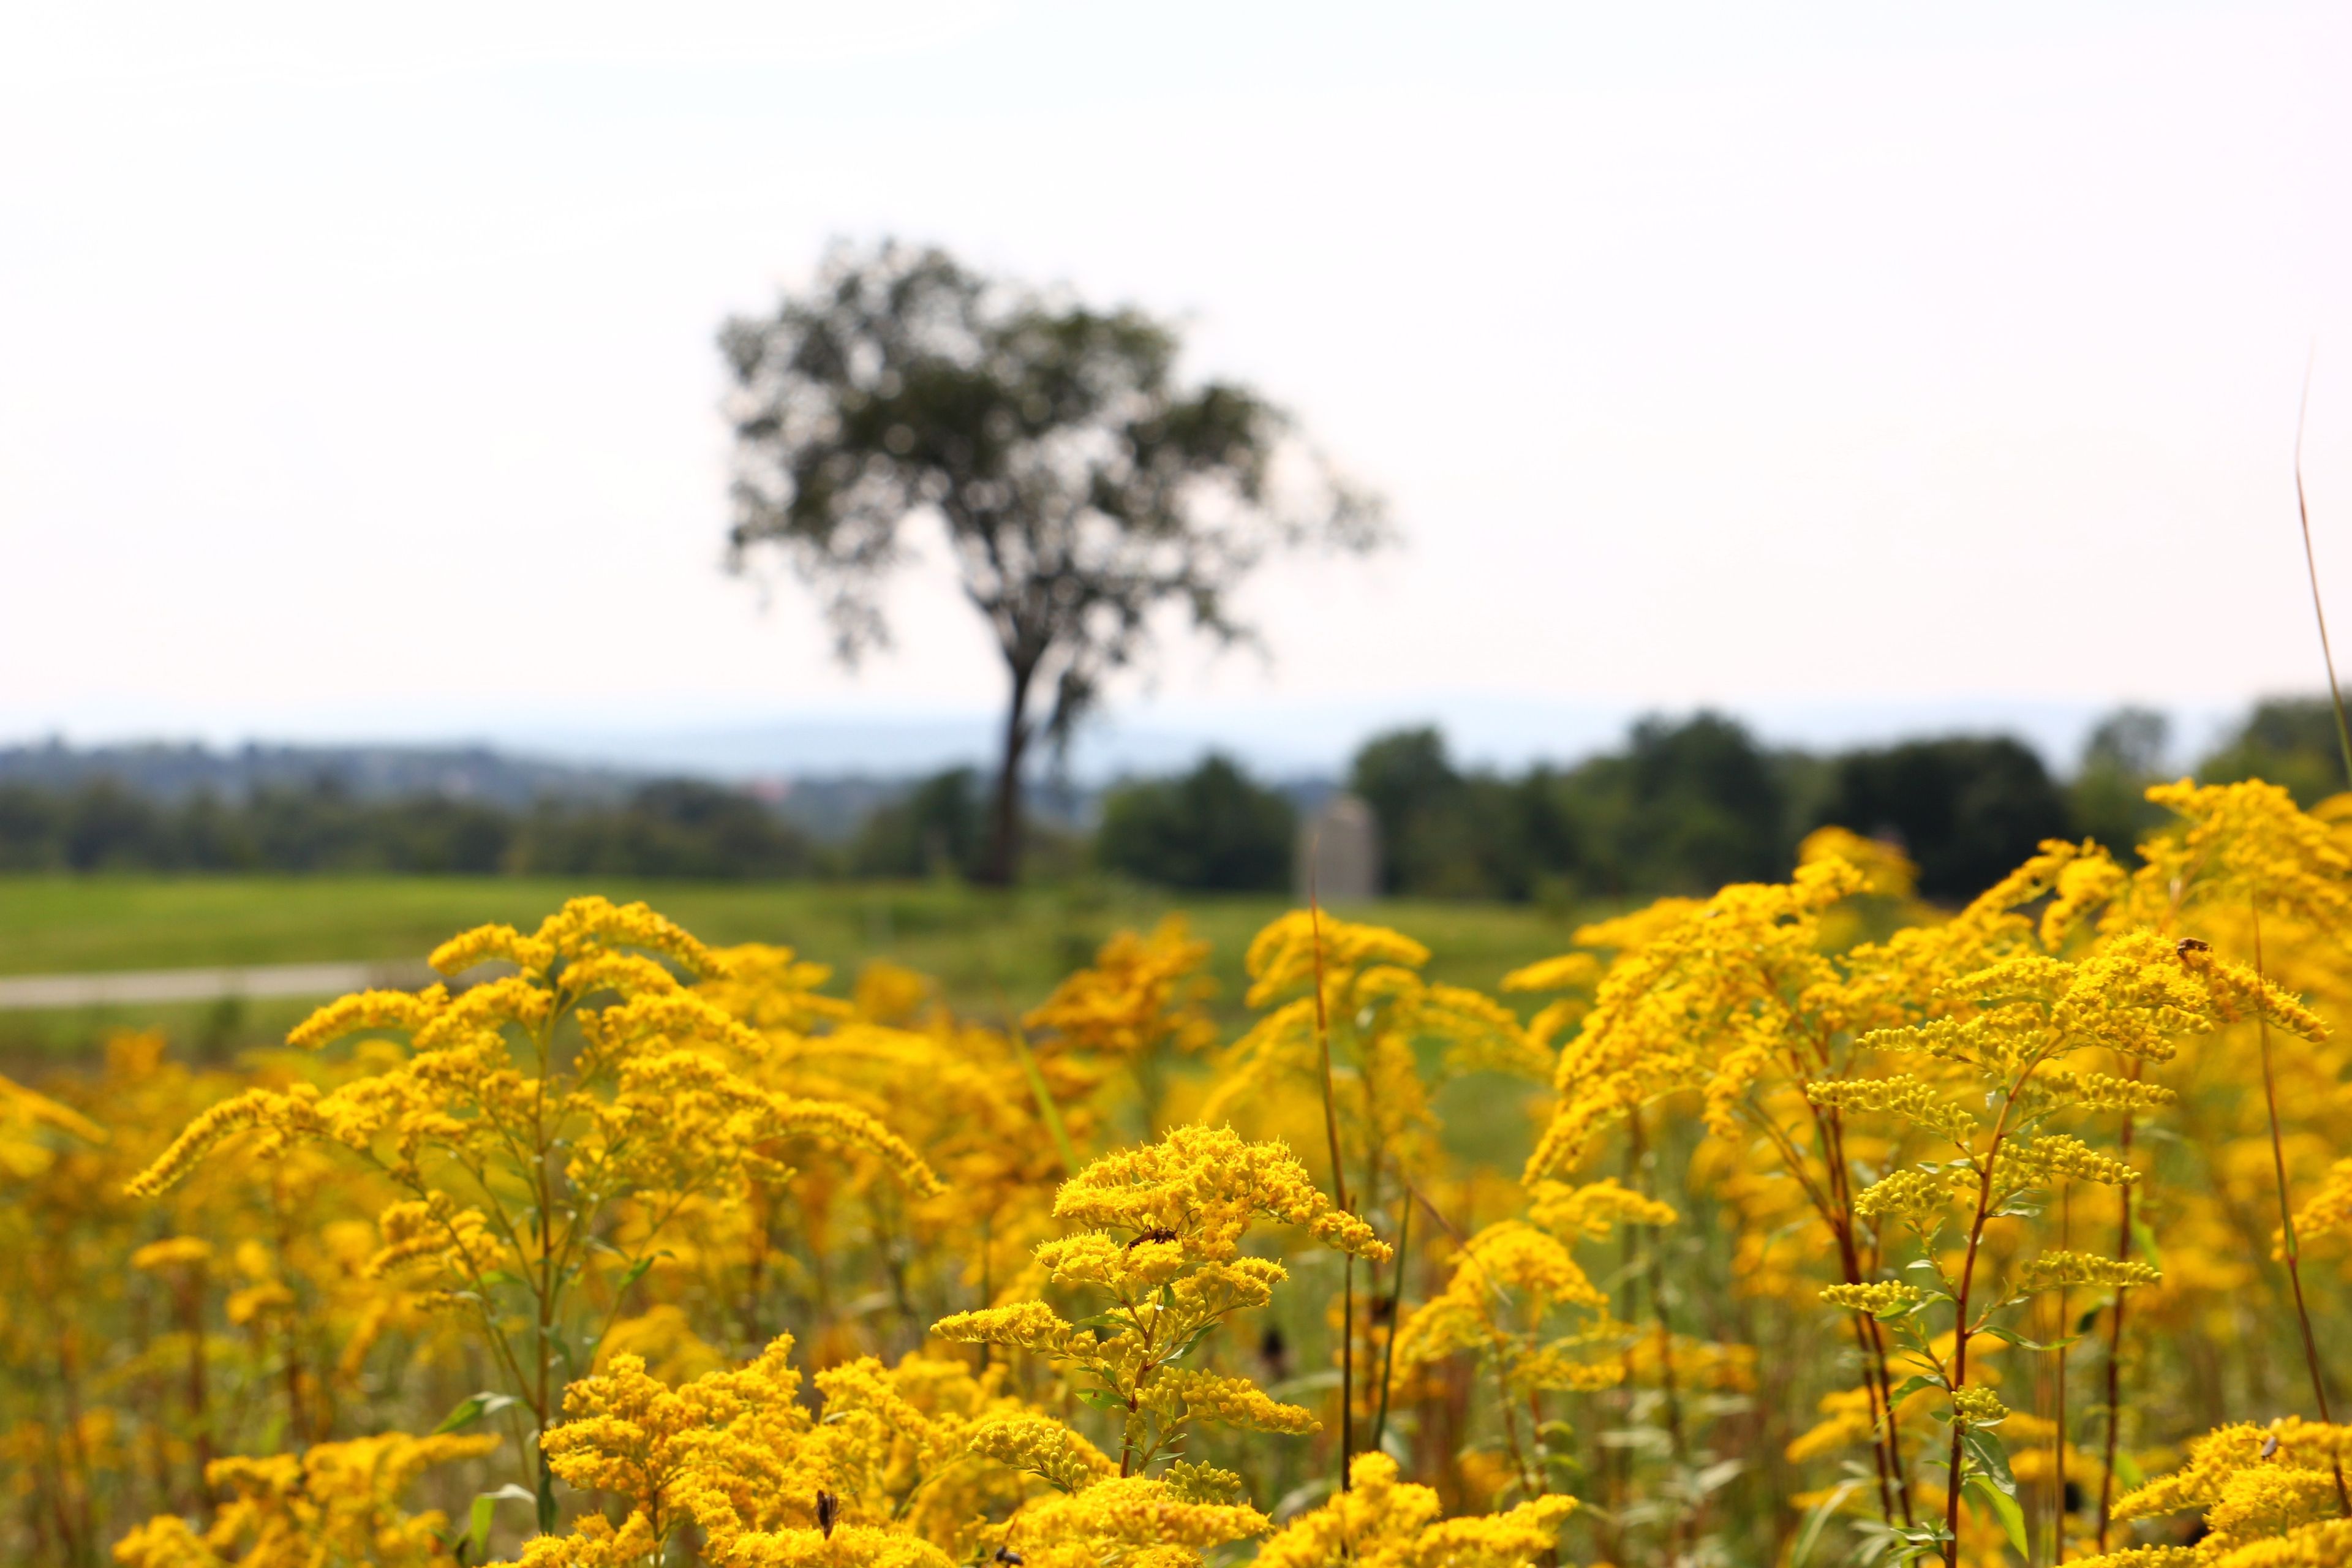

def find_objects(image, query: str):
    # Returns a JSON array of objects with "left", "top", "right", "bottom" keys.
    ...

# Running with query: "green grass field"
[{"left": 0, "top": 875, "right": 1586, "bottom": 1060}]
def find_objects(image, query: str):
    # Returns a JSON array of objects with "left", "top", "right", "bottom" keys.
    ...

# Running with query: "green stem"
[
  {"left": 1371, "top": 1194, "right": 1410, "bottom": 1458},
  {"left": 1003, "top": 1006, "right": 1080, "bottom": 1177},
  {"left": 1306, "top": 897, "right": 1355, "bottom": 1493}
]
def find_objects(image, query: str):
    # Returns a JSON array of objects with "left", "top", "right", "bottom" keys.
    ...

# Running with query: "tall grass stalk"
[
  {"left": 2294, "top": 355, "right": 2352, "bottom": 788},
  {"left": 1307, "top": 889, "right": 1355, "bottom": 1494},
  {"left": 2252, "top": 902, "right": 2351, "bottom": 1515}
]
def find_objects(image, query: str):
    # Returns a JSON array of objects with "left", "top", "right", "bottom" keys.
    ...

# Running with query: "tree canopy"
[{"left": 720, "top": 239, "right": 1385, "bottom": 883}]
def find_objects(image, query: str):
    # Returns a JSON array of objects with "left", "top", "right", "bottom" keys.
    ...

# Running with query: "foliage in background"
[
  {"left": 4, "top": 697, "right": 2348, "bottom": 909},
  {"left": 718, "top": 238, "right": 1387, "bottom": 887},
  {"left": 1095, "top": 755, "right": 1295, "bottom": 893}
]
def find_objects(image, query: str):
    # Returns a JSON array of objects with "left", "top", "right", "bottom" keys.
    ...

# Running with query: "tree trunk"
[{"left": 980, "top": 660, "right": 1034, "bottom": 886}]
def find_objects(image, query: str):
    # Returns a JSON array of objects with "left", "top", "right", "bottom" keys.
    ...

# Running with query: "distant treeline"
[
  {"left": 1091, "top": 696, "right": 2351, "bottom": 902},
  {"left": 2, "top": 698, "right": 2342, "bottom": 900},
  {"left": 0, "top": 767, "right": 1091, "bottom": 883}
]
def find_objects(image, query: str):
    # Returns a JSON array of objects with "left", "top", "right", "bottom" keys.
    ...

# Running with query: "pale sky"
[{"left": 4, "top": 2, "right": 2350, "bottom": 767}]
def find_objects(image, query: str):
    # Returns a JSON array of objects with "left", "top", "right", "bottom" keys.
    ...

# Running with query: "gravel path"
[{"left": 0, "top": 961, "right": 434, "bottom": 1010}]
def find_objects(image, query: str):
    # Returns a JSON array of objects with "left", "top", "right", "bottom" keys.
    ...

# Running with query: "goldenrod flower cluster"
[
  {"left": 2018, "top": 1250, "right": 2162, "bottom": 1292},
  {"left": 10, "top": 774, "right": 2352, "bottom": 1566},
  {"left": 115, "top": 1431, "right": 496, "bottom": 1568},
  {"left": 1254, "top": 1452, "right": 1575, "bottom": 1568},
  {"left": 1820, "top": 1280, "right": 1926, "bottom": 1315}
]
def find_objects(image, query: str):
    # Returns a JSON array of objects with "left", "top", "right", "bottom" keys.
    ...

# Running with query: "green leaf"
[
  {"left": 1789, "top": 1478, "right": 1864, "bottom": 1567},
  {"left": 614, "top": 1251, "right": 665, "bottom": 1294},
  {"left": 1963, "top": 1427, "right": 2018, "bottom": 1496},
  {"left": 2131, "top": 1217, "right": 2164, "bottom": 1275},
  {"left": 465, "top": 1485, "right": 534, "bottom": 1560},
  {"left": 1170, "top": 1324, "right": 1217, "bottom": 1361},
  {"left": 1005, "top": 1018, "right": 1079, "bottom": 1176},
  {"left": 2113, "top": 1446, "right": 2147, "bottom": 1491},
  {"left": 433, "top": 1391, "right": 518, "bottom": 1436},
  {"left": 1887, "top": 1374, "right": 1939, "bottom": 1402},
  {"left": 1965, "top": 1472, "right": 2029, "bottom": 1559}
]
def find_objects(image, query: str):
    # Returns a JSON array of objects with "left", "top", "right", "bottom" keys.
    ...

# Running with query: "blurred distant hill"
[{"left": 0, "top": 739, "right": 636, "bottom": 811}]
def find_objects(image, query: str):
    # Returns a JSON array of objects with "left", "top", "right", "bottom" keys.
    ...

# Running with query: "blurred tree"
[
  {"left": 2070, "top": 706, "right": 2171, "bottom": 858},
  {"left": 850, "top": 767, "right": 986, "bottom": 880},
  {"left": 2198, "top": 695, "right": 2351, "bottom": 806},
  {"left": 1551, "top": 712, "right": 1786, "bottom": 894},
  {"left": 1819, "top": 737, "right": 2070, "bottom": 902},
  {"left": 176, "top": 791, "right": 261, "bottom": 870},
  {"left": 1348, "top": 728, "right": 1577, "bottom": 900},
  {"left": 720, "top": 239, "right": 1386, "bottom": 886},
  {"left": 517, "top": 781, "right": 812, "bottom": 880},
  {"left": 1351, "top": 728, "right": 1477, "bottom": 896},
  {"left": 1624, "top": 711, "right": 1785, "bottom": 889},
  {"left": 64, "top": 780, "right": 167, "bottom": 870},
  {"left": 1096, "top": 753, "right": 1294, "bottom": 891}
]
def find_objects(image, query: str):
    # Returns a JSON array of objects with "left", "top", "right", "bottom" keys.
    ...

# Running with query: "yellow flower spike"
[
  {"left": 1255, "top": 1452, "right": 1572, "bottom": 1568},
  {"left": 118, "top": 1431, "right": 497, "bottom": 1568},
  {"left": 287, "top": 987, "right": 445, "bottom": 1050},
  {"left": 1525, "top": 1177, "right": 1676, "bottom": 1242},
  {"left": 1800, "top": 824, "right": 1921, "bottom": 899},
  {"left": 1499, "top": 950, "right": 1601, "bottom": 994},
  {"left": 1011, "top": 1474, "right": 1270, "bottom": 1551},
  {"left": 1787, "top": 1386, "right": 1881, "bottom": 1464},
  {"left": 0, "top": 1071, "right": 105, "bottom": 1149},
  {"left": 967, "top": 1412, "right": 1118, "bottom": 1493},
  {"left": 2175, "top": 939, "right": 2329, "bottom": 1042},
  {"left": 2290, "top": 1157, "right": 2352, "bottom": 1248},
  {"left": 1852, "top": 1167, "right": 1962, "bottom": 1223},
  {"left": 1805, "top": 1075, "right": 1978, "bottom": 1147},
  {"left": 701, "top": 943, "right": 856, "bottom": 1032},
  {"left": 932, "top": 1300, "right": 1077, "bottom": 1356},
  {"left": 1523, "top": 861, "right": 1864, "bottom": 1182},
  {"left": 366, "top": 1196, "right": 502, "bottom": 1283},
  {"left": 2041, "top": 846, "right": 2128, "bottom": 948},
  {"left": 126, "top": 1083, "right": 331, "bottom": 1197},
  {"left": 429, "top": 923, "right": 554, "bottom": 978},
  {"left": 2018, "top": 1250, "right": 2160, "bottom": 1292},
  {"left": 1140, "top": 1367, "right": 1317, "bottom": 1434},
  {"left": 1820, "top": 1280, "right": 1924, "bottom": 1314},
  {"left": 128, "top": 1235, "right": 214, "bottom": 1273},
  {"left": 2126, "top": 778, "right": 2352, "bottom": 938},
  {"left": 1391, "top": 1219, "right": 1613, "bottom": 1396},
  {"left": 1049, "top": 1123, "right": 1389, "bottom": 1264},
  {"left": 582, "top": 989, "right": 775, "bottom": 1065},
  {"left": 1242, "top": 909, "right": 1429, "bottom": 1010},
  {"left": 1999, "top": 1134, "right": 2142, "bottom": 1188},
  {"left": 533, "top": 895, "right": 729, "bottom": 978},
  {"left": 1025, "top": 917, "right": 1218, "bottom": 1059}
]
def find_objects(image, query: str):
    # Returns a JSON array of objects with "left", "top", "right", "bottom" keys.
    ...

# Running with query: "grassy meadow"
[{"left": 0, "top": 875, "right": 1585, "bottom": 1058}]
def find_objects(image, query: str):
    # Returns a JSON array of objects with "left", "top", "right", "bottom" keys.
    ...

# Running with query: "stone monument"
[{"left": 1296, "top": 793, "right": 1380, "bottom": 905}]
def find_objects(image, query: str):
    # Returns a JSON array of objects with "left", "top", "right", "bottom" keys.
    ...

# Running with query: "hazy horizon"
[{"left": 0, "top": 690, "right": 2255, "bottom": 787}]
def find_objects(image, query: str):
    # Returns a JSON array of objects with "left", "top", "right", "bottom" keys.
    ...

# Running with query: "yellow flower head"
[{"left": 1052, "top": 1124, "right": 1388, "bottom": 1263}]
